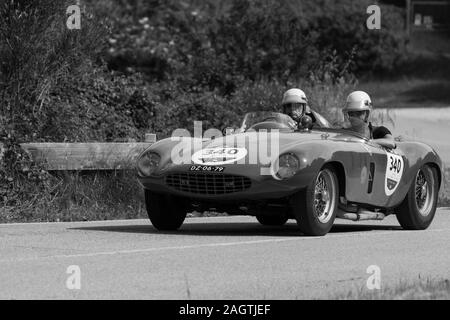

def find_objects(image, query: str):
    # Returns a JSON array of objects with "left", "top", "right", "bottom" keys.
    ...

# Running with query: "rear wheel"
[
  {"left": 396, "top": 165, "right": 438, "bottom": 230},
  {"left": 145, "top": 190, "right": 188, "bottom": 231},
  {"left": 290, "top": 167, "right": 338, "bottom": 236},
  {"left": 256, "top": 215, "right": 288, "bottom": 226}
]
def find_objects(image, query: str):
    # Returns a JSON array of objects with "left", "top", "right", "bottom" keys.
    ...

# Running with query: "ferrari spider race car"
[{"left": 136, "top": 110, "right": 443, "bottom": 236}]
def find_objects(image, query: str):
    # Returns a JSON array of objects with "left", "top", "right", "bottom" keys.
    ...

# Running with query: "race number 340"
[
  {"left": 389, "top": 155, "right": 402, "bottom": 174},
  {"left": 385, "top": 152, "right": 404, "bottom": 196}
]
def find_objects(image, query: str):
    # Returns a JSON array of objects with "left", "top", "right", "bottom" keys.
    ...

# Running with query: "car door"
[
  {"left": 331, "top": 134, "right": 381, "bottom": 205},
  {"left": 330, "top": 131, "right": 406, "bottom": 207},
  {"left": 361, "top": 140, "right": 407, "bottom": 207}
]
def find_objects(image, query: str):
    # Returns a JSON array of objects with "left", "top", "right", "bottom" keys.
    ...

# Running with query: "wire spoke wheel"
[
  {"left": 313, "top": 170, "right": 336, "bottom": 224},
  {"left": 414, "top": 168, "right": 434, "bottom": 217},
  {"left": 291, "top": 166, "right": 338, "bottom": 236},
  {"left": 397, "top": 165, "right": 439, "bottom": 230}
]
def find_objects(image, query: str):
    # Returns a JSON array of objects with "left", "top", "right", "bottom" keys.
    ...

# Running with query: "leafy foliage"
[
  {"left": 0, "top": 0, "right": 110, "bottom": 140},
  {"left": 0, "top": 0, "right": 407, "bottom": 143},
  {"left": 105, "top": 0, "right": 407, "bottom": 85},
  {"left": 0, "top": 131, "right": 53, "bottom": 220}
]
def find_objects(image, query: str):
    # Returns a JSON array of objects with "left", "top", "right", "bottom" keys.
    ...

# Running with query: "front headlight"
[
  {"left": 275, "top": 153, "right": 300, "bottom": 180},
  {"left": 137, "top": 152, "right": 161, "bottom": 176}
]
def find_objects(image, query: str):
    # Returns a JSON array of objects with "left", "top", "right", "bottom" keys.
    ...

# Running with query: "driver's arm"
[{"left": 373, "top": 134, "right": 396, "bottom": 149}]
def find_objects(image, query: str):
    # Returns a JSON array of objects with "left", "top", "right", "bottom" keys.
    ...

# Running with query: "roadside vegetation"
[
  {"left": 439, "top": 167, "right": 450, "bottom": 208},
  {"left": 331, "top": 277, "right": 450, "bottom": 300},
  {"left": 0, "top": 0, "right": 448, "bottom": 222}
]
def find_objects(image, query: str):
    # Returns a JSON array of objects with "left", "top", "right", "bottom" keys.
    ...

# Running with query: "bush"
[
  {"left": 151, "top": 48, "right": 357, "bottom": 138},
  {"left": 0, "top": 132, "right": 54, "bottom": 221},
  {"left": 35, "top": 68, "right": 160, "bottom": 142},
  {"left": 1, "top": 0, "right": 407, "bottom": 143},
  {"left": 0, "top": 1, "right": 160, "bottom": 143},
  {"left": 104, "top": 0, "right": 407, "bottom": 87},
  {"left": 151, "top": 80, "right": 356, "bottom": 139},
  {"left": 0, "top": 0, "right": 110, "bottom": 141}
]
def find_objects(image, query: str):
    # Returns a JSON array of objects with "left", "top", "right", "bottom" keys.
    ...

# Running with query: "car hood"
[
  {"left": 203, "top": 130, "right": 353, "bottom": 149},
  {"left": 147, "top": 129, "right": 364, "bottom": 168}
]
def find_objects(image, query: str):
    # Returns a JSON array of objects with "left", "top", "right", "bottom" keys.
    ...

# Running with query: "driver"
[
  {"left": 281, "top": 88, "right": 310, "bottom": 125},
  {"left": 343, "top": 91, "right": 395, "bottom": 148}
]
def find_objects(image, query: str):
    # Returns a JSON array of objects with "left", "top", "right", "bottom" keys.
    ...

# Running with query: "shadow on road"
[{"left": 69, "top": 221, "right": 402, "bottom": 237}]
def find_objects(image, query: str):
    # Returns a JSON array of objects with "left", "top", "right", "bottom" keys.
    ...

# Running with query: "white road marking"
[
  {"left": 1, "top": 228, "right": 449, "bottom": 264},
  {"left": 0, "top": 219, "right": 147, "bottom": 227}
]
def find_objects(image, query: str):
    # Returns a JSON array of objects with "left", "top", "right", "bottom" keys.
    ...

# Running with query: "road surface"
[{"left": 0, "top": 209, "right": 449, "bottom": 299}]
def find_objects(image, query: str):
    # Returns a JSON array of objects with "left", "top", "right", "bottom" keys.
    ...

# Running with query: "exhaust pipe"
[{"left": 337, "top": 209, "right": 385, "bottom": 221}]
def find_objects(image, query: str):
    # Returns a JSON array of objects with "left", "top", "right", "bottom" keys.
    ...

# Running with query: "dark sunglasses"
[
  {"left": 284, "top": 103, "right": 305, "bottom": 109},
  {"left": 347, "top": 111, "right": 367, "bottom": 117}
]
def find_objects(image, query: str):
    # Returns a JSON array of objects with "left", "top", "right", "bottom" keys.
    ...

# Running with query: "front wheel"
[
  {"left": 396, "top": 165, "right": 439, "bottom": 230},
  {"left": 290, "top": 167, "right": 338, "bottom": 236},
  {"left": 145, "top": 190, "right": 188, "bottom": 231}
]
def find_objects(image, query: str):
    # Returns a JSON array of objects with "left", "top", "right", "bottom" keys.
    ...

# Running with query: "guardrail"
[
  {"left": 1, "top": 134, "right": 157, "bottom": 171},
  {"left": 20, "top": 142, "right": 154, "bottom": 171}
]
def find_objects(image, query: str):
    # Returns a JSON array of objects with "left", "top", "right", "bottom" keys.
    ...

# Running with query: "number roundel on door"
[{"left": 384, "top": 151, "right": 404, "bottom": 196}]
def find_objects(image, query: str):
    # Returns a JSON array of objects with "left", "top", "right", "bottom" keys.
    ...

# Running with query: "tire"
[
  {"left": 290, "top": 167, "right": 338, "bottom": 236},
  {"left": 396, "top": 165, "right": 439, "bottom": 230},
  {"left": 256, "top": 215, "right": 288, "bottom": 226},
  {"left": 145, "top": 190, "right": 188, "bottom": 231}
]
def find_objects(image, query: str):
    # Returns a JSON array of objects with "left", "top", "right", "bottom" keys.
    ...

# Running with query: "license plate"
[{"left": 189, "top": 165, "right": 225, "bottom": 172}]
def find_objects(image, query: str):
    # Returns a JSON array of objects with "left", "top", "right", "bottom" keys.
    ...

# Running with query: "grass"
[
  {"left": 0, "top": 170, "right": 147, "bottom": 223},
  {"left": 331, "top": 277, "right": 450, "bottom": 300},
  {"left": 438, "top": 167, "right": 450, "bottom": 207}
]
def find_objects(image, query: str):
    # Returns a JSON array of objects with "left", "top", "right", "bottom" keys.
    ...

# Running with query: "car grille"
[{"left": 165, "top": 173, "right": 252, "bottom": 195}]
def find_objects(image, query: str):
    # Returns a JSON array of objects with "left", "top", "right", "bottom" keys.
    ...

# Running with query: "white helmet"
[
  {"left": 281, "top": 88, "right": 310, "bottom": 121},
  {"left": 343, "top": 91, "right": 372, "bottom": 123},
  {"left": 282, "top": 88, "right": 308, "bottom": 105},
  {"left": 343, "top": 91, "right": 372, "bottom": 112}
]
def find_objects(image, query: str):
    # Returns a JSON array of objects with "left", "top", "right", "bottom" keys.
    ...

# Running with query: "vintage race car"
[{"left": 136, "top": 111, "right": 443, "bottom": 236}]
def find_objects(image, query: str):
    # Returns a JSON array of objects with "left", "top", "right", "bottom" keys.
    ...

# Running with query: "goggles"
[
  {"left": 283, "top": 103, "right": 306, "bottom": 114},
  {"left": 347, "top": 111, "right": 365, "bottom": 117}
]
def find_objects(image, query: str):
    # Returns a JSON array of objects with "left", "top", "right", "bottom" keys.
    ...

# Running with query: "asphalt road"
[{"left": 1, "top": 209, "right": 449, "bottom": 299}]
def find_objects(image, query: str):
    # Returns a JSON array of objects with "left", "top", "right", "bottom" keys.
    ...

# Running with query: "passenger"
[{"left": 343, "top": 91, "right": 396, "bottom": 148}]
